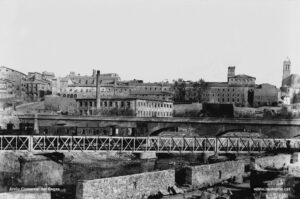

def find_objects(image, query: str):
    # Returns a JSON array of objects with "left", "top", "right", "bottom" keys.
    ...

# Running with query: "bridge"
[
  {"left": 18, "top": 114, "right": 300, "bottom": 138},
  {"left": 1, "top": 135, "right": 300, "bottom": 153}
]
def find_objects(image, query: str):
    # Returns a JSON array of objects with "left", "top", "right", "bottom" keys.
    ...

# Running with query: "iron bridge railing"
[{"left": 1, "top": 135, "right": 300, "bottom": 153}]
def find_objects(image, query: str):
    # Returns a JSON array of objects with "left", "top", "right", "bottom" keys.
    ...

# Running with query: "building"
[
  {"left": 76, "top": 96, "right": 173, "bottom": 117},
  {"left": 42, "top": 71, "right": 55, "bottom": 81},
  {"left": 58, "top": 82, "right": 132, "bottom": 99},
  {"left": 280, "top": 58, "right": 300, "bottom": 104},
  {"left": 130, "top": 91, "right": 173, "bottom": 101},
  {"left": 23, "top": 73, "right": 52, "bottom": 101},
  {"left": 253, "top": 83, "right": 278, "bottom": 107},
  {"left": 201, "top": 67, "right": 256, "bottom": 107},
  {"left": 0, "top": 66, "right": 26, "bottom": 97},
  {"left": 68, "top": 70, "right": 121, "bottom": 85},
  {"left": 129, "top": 81, "right": 174, "bottom": 101},
  {"left": 58, "top": 73, "right": 174, "bottom": 101},
  {"left": 0, "top": 79, "right": 14, "bottom": 99},
  {"left": 201, "top": 82, "right": 249, "bottom": 106}
]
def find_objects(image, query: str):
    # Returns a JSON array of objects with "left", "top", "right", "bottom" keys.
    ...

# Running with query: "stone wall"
[
  {"left": 20, "top": 156, "right": 63, "bottom": 187},
  {"left": 0, "top": 190, "right": 51, "bottom": 199},
  {"left": 76, "top": 169, "right": 175, "bottom": 199},
  {"left": 255, "top": 154, "right": 292, "bottom": 169},
  {"left": 184, "top": 160, "right": 245, "bottom": 187}
]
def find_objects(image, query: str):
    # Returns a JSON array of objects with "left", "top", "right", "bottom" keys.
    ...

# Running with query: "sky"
[{"left": 0, "top": 0, "right": 299, "bottom": 87}]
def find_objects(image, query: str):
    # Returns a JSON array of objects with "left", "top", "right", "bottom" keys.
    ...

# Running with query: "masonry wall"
[
  {"left": 76, "top": 169, "right": 175, "bottom": 199},
  {"left": 255, "top": 154, "right": 292, "bottom": 169},
  {"left": 20, "top": 156, "right": 63, "bottom": 187},
  {"left": 184, "top": 160, "right": 245, "bottom": 187},
  {"left": 0, "top": 190, "right": 51, "bottom": 199}
]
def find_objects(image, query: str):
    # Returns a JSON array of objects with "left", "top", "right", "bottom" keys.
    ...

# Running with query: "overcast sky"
[{"left": 0, "top": 0, "right": 299, "bottom": 86}]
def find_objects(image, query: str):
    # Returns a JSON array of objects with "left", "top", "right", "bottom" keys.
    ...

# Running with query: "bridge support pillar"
[
  {"left": 202, "top": 152, "right": 214, "bottom": 164},
  {"left": 291, "top": 152, "right": 300, "bottom": 166},
  {"left": 139, "top": 152, "right": 157, "bottom": 160},
  {"left": 33, "top": 113, "right": 39, "bottom": 134}
]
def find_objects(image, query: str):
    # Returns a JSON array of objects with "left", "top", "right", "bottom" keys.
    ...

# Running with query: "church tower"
[
  {"left": 227, "top": 66, "right": 235, "bottom": 82},
  {"left": 282, "top": 58, "right": 291, "bottom": 81}
]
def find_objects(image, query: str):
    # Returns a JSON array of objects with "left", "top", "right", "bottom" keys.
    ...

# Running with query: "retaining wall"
[
  {"left": 184, "top": 160, "right": 245, "bottom": 187},
  {"left": 255, "top": 154, "right": 292, "bottom": 169},
  {"left": 76, "top": 169, "right": 175, "bottom": 199},
  {"left": 20, "top": 156, "right": 63, "bottom": 187},
  {"left": 0, "top": 190, "right": 50, "bottom": 199}
]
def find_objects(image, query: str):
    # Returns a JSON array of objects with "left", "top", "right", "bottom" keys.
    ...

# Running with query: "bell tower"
[
  {"left": 282, "top": 58, "right": 291, "bottom": 81},
  {"left": 227, "top": 66, "right": 235, "bottom": 82}
]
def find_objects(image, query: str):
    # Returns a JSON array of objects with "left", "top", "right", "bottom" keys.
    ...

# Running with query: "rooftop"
[{"left": 76, "top": 95, "right": 173, "bottom": 102}]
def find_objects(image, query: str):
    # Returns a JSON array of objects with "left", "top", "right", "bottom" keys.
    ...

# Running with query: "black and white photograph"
[{"left": 0, "top": 0, "right": 300, "bottom": 198}]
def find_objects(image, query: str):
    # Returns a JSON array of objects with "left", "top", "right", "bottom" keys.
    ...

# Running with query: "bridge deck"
[{"left": 1, "top": 136, "right": 300, "bottom": 153}]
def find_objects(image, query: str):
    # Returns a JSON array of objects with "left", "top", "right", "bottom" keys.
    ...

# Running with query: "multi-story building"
[
  {"left": 68, "top": 70, "right": 121, "bottom": 85},
  {"left": 57, "top": 72, "right": 175, "bottom": 101},
  {"left": 201, "top": 67, "right": 256, "bottom": 107},
  {"left": 0, "top": 66, "right": 26, "bottom": 97},
  {"left": 280, "top": 58, "right": 300, "bottom": 104},
  {"left": 23, "top": 72, "right": 52, "bottom": 101},
  {"left": 76, "top": 96, "right": 173, "bottom": 117},
  {"left": 201, "top": 82, "right": 249, "bottom": 106},
  {"left": 254, "top": 83, "right": 278, "bottom": 107},
  {"left": 42, "top": 71, "right": 55, "bottom": 81},
  {"left": 0, "top": 79, "right": 14, "bottom": 99},
  {"left": 58, "top": 83, "right": 132, "bottom": 99}
]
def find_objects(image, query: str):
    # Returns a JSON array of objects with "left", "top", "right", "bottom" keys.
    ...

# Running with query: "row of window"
[
  {"left": 229, "top": 78, "right": 254, "bottom": 83},
  {"left": 63, "top": 88, "right": 131, "bottom": 93},
  {"left": 79, "top": 100, "right": 131, "bottom": 108},
  {"left": 134, "top": 87, "right": 171, "bottom": 91},
  {"left": 137, "top": 110, "right": 172, "bottom": 117},
  {"left": 137, "top": 101, "right": 172, "bottom": 108},
  {"left": 203, "top": 93, "right": 242, "bottom": 97},
  {"left": 208, "top": 98, "right": 242, "bottom": 103},
  {"left": 209, "top": 88, "right": 244, "bottom": 92}
]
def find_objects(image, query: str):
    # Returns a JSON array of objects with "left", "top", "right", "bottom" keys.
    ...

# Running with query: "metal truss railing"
[{"left": 1, "top": 135, "right": 300, "bottom": 153}]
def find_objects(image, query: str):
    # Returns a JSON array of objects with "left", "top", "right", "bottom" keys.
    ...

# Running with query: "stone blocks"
[
  {"left": 76, "top": 169, "right": 175, "bottom": 199},
  {"left": 184, "top": 160, "right": 245, "bottom": 187}
]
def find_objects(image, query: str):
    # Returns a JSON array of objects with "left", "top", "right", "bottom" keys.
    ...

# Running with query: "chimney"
[{"left": 96, "top": 70, "right": 101, "bottom": 109}]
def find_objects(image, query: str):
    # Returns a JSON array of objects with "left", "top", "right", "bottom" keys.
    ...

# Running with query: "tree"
[{"left": 173, "top": 79, "right": 186, "bottom": 102}]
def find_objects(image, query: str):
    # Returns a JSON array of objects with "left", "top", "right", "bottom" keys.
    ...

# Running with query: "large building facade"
[
  {"left": 76, "top": 96, "right": 173, "bottom": 117},
  {"left": 23, "top": 72, "right": 52, "bottom": 101},
  {"left": 253, "top": 83, "right": 278, "bottom": 107},
  {"left": 0, "top": 79, "right": 14, "bottom": 99},
  {"left": 56, "top": 71, "right": 174, "bottom": 101},
  {"left": 0, "top": 66, "right": 26, "bottom": 98},
  {"left": 201, "top": 67, "right": 256, "bottom": 107}
]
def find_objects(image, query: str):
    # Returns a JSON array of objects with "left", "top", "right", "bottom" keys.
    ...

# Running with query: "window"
[
  {"left": 89, "top": 101, "right": 93, "bottom": 106},
  {"left": 109, "top": 101, "right": 113, "bottom": 107},
  {"left": 85, "top": 102, "right": 88, "bottom": 106}
]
